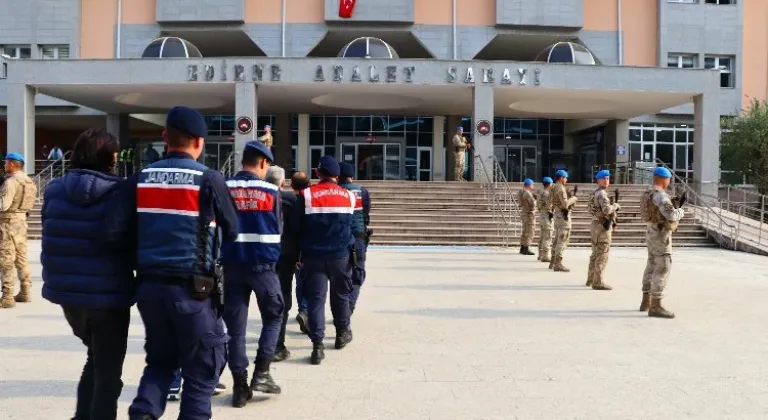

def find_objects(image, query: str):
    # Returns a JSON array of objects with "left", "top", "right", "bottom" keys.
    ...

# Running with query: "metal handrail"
[
  {"left": 474, "top": 155, "right": 511, "bottom": 248},
  {"left": 33, "top": 151, "right": 71, "bottom": 200},
  {"left": 489, "top": 155, "right": 522, "bottom": 238},
  {"left": 219, "top": 150, "right": 236, "bottom": 177}
]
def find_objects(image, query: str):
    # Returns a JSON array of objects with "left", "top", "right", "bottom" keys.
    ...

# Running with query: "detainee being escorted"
[
  {"left": 537, "top": 177, "right": 554, "bottom": 263},
  {"left": 639, "top": 166, "right": 683, "bottom": 319},
  {"left": 586, "top": 170, "right": 621, "bottom": 291},
  {"left": 517, "top": 178, "right": 536, "bottom": 256}
]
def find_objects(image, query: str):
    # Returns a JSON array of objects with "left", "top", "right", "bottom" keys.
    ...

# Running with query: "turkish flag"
[{"left": 339, "top": 0, "right": 356, "bottom": 18}]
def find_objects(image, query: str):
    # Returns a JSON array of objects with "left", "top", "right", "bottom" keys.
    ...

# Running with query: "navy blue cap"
[
  {"left": 5, "top": 152, "right": 24, "bottom": 164},
  {"left": 653, "top": 166, "right": 672, "bottom": 178},
  {"left": 595, "top": 170, "right": 611, "bottom": 180},
  {"left": 523, "top": 178, "right": 534, "bottom": 186},
  {"left": 556, "top": 169, "right": 569, "bottom": 178},
  {"left": 542, "top": 176, "right": 553, "bottom": 184},
  {"left": 244, "top": 140, "right": 274, "bottom": 162},
  {"left": 318, "top": 155, "right": 340, "bottom": 177},
  {"left": 340, "top": 162, "right": 355, "bottom": 178},
  {"left": 166, "top": 106, "right": 208, "bottom": 138}
]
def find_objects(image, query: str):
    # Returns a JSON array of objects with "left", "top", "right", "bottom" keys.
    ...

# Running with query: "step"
[
  {"left": 371, "top": 232, "right": 710, "bottom": 242},
  {"left": 370, "top": 239, "right": 718, "bottom": 247}
]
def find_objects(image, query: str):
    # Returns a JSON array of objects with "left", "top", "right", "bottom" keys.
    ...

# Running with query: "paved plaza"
[{"left": 1, "top": 242, "right": 768, "bottom": 419}]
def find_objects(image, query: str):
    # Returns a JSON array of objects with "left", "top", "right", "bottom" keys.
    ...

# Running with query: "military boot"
[
  {"left": 296, "top": 311, "right": 309, "bottom": 335},
  {"left": 129, "top": 415, "right": 156, "bottom": 420},
  {"left": 272, "top": 346, "right": 291, "bottom": 362},
  {"left": 553, "top": 258, "right": 570, "bottom": 272},
  {"left": 14, "top": 281, "right": 31, "bottom": 303},
  {"left": 648, "top": 298, "right": 675, "bottom": 319},
  {"left": 1, "top": 286, "right": 15, "bottom": 309},
  {"left": 250, "top": 371, "right": 281, "bottom": 395},
  {"left": 520, "top": 246, "right": 535, "bottom": 256},
  {"left": 231, "top": 371, "right": 253, "bottom": 408},
  {"left": 591, "top": 282, "right": 613, "bottom": 291},
  {"left": 541, "top": 255, "right": 551, "bottom": 263},
  {"left": 310, "top": 341, "right": 325, "bottom": 365},
  {"left": 548, "top": 257, "right": 555, "bottom": 269},
  {"left": 335, "top": 329, "right": 353, "bottom": 349},
  {"left": 639, "top": 293, "right": 651, "bottom": 311}
]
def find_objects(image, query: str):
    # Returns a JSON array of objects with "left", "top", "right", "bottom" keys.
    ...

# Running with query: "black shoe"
[
  {"left": 310, "top": 342, "right": 325, "bottom": 365},
  {"left": 213, "top": 382, "right": 226, "bottom": 396},
  {"left": 335, "top": 329, "right": 353, "bottom": 350},
  {"left": 231, "top": 372, "right": 253, "bottom": 408},
  {"left": 521, "top": 246, "right": 535, "bottom": 256},
  {"left": 250, "top": 371, "right": 282, "bottom": 394},
  {"left": 296, "top": 311, "right": 309, "bottom": 335},
  {"left": 130, "top": 415, "right": 156, "bottom": 420},
  {"left": 272, "top": 347, "right": 291, "bottom": 362}
]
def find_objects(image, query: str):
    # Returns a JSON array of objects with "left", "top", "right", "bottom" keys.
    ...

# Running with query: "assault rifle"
[
  {"left": 563, "top": 184, "right": 578, "bottom": 221},
  {"left": 603, "top": 189, "right": 620, "bottom": 231},
  {"left": 659, "top": 188, "right": 687, "bottom": 232}
]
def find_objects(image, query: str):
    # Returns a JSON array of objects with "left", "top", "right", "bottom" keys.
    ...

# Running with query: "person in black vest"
[
  {"left": 220, "top": 141, "right": 284, "bottom": 408},
  {"left": 291, "top": 156, "right": 356, "bottom": 365},
  {"left": 338, "top": 162, "right": 371, "bottom": 315},
  {"left": 106, "top": 106, "right": 239, "bottom": 420}
]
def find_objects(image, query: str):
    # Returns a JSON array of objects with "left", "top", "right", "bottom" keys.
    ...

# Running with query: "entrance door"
[
  {"left": 494, "top": 145, "right": 538, "bottom": 182},
  {"left": 339, "top": 142, "right": 402, "bottom": 180},
  {"left": 416, "top": 147, "right": 432, "bottom": 181}
]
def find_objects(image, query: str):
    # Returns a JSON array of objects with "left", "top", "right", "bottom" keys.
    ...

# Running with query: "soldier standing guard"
[
  {"left": 0, "top": 153, "right": 37, "bottom": 308},
  {"left": 586, "top": 170, "right": 621, "bottom": 291},
  {"left": 517, "top": 178, "right": 536, "bottom": 255},
  {"left": 537, "top": 177, "right": 554, "bottom": 263},
  {"left": 452, "top": 126, "right": 470, "bottom": 181},
  {"left": 259, "top": 125, "right": 273, "bottom": 149},
  {"left": 548, "top": 170, "right": 577, "bottom": 272},
  {"left": 639, "top": 167, "right": 683, "bottom": 319},
  {"left": 221, "top": 141, "right": 283, "bottom": 408}
]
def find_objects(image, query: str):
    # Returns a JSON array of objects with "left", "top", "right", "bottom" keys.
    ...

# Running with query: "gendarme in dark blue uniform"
[
  {"left": 123, "top": 106, "right": 239, "bottom": 420},
  {"left": 338, "top": 162, "right": 371, "bottom": 315},
  {"left": 291, "top": 156, "right": 356, "bottom": 365},
  {"left": 220, "top": 141, "right": 283, "bottom": 408}
]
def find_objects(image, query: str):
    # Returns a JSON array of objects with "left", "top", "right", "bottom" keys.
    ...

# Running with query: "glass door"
[
  {"left": 416, "top": 147, "right": 432, "bottom": 181},
  {"left": 494, "top": 146, "right": 507, "bottom": 182},
  {"left": 309, "top": 146, "right": 324, "bottom": 179},
  {"left": 384, "top": 144, "right": 401, "bottom": 180},
  {"left": 507, "top": 147, "right": 522, "bottom": 182},
  {"left": 522, "top": 146, "right": 537, "bottom": 181}
]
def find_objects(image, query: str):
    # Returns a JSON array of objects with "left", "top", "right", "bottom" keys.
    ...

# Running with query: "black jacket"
[{"left": 279, "top": 190, "right": 299, "bottom": 258}]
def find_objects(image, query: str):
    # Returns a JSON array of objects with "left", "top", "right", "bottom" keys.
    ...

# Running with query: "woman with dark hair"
[{"left": 41, "top": 127, "right": 135, "bottom": 420}]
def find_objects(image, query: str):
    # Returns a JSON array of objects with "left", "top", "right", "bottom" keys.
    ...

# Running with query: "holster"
[
  {"left": 602, "top": 218, "right": 612, "bottom": 231},
  {"left": 189, "top": 274, "right": 215, "bottom": 301},
  {"left": 561, "top": 209, "right": 570, "bottom": 221},
  {"left": 349, "top": 245, "right": 359, "bottom": 268},
  {"left": 365, "top": 228, "right": 373, "bottom": 246},
  {"left": 547, "top": 212, "right": 553, "bottom": 221}
]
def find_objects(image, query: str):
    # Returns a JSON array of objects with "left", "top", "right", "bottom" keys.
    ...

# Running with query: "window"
[
  {"left": 668, "top": 0, "right": 698, "bottom": 3},
  {"left": 704, "top": 56, "right": 734, "bottom": 88},
  {"left": 667, "top": 53, "right": 697, "bottom": 69},
  {"left": 1, "top": 45, "right": 31, "bottom": 59},
  {"left": 705, "top": 0, "right": 734, "bottom": 4},
  {"left": 40, "top": 45, "right": 70, "bottom": 59}
]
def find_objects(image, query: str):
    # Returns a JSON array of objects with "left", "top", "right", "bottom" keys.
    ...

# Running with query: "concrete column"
[
  {"left": 235, "top": 82, "right": 258, "bottom": 171},
  {"left": 693, "top": 93, "right": 720, "bottom": 197},
  {"left": 274, "top": 113, "right": 291, "bottom": 169},
  {"left": 444, "top": 115, "right": 462, "bottom": 181},
  {"left": 472, "top": 86, "right": 494, "bottom": 182},
  {"left": 106, "top": 113, "right": 132, "bottom": 146},
  {"left": 432, "top": 116, "right": 445, "bottom": 181},
  {"left": 7, "top": 84, "right": 36, "bottom": 175},
  {"left": 604, "top": 119, "right": 629, "bottom": 165},
  {"left": 297, "top": 114, "right": 310, "bottom": 173}
]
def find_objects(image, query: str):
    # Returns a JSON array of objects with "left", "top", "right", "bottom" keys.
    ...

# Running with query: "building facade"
[{"left": 0, "top": 0, "right": 759, "bottom": 189}]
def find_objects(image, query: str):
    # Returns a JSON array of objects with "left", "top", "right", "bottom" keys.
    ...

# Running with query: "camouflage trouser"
[
  {"left": 520, "top": 213, "right": 535, "bottom": 246},
  {"left": 0, "top": 219, "right": 30, "bottom": 295},
  {"left": 538, "top": 213, "right": 553, "bottom": 258},
  {"left": 551, "top": 215, "right": 571, "bottom": 262},
  {"left": 454, "top": 152, "right": 465, "bottom": 181},
  {"left": 587, "top": 220, "right": 612, "bottom": 285},
  {"left": 642, "top": 226, "right": 672, "bottom": 298}
]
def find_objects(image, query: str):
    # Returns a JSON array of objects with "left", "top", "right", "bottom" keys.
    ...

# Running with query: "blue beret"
[
  {"left": 5, "top": 152, "right": 24, "bottom": 164},
  {"left": 339, "top": 162, "right": 355, "bottom": 178},
  {"left": 264, "top": 125, "right": 271, "bottom": 129},
  {"left": 523, "top": 178, "right": 534, "bottom": 186},
  {"left": 542, "top": 177, "right": 553, "bottom": 184},
  {"left": 166, "top": 106, "right": 208, "bottom": 138},
  {"left": 318, "top": 155, "right": 340, "bottom": 177},
  {"left": 556, "top": 169, "right": 569, "bottom": 178},
  {"left": 653, "top": 166, "right": 672, "bottom": 178},
  {"left": 595, "top": 170, "right": 611, "bottom": 180},
  {"left": 244, "top": 140, "right": 274, "bottom": 162},
  {"left": 457, "top": 126, "right": 464, "bottom": 130}
]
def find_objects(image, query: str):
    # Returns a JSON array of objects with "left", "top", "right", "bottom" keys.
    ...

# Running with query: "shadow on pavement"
[
  {"left": 383, "top": 265, "right": 551, "bottom": 273},
  {"left": 377, "top": 284, "right": 586, "bottom": 291},
  {"left": 0, "top": 379, "right": 138, "bottom": 401},
  {"left": 376, "top": 308, "right": 640, "bottom": 319},
  {"left": 0, "top": 335, "right": 146, "bottom": 354}
]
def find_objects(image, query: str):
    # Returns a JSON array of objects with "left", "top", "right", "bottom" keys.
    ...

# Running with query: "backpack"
[{"left": 639, "top": 189, "right": 654, "bottom": 222}]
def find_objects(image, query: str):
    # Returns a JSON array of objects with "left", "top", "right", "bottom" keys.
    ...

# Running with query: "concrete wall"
[
  {"left": 325, "top": 0, "right": 414, "bottom": 23},
  {"left": 156, "top": 0, "right": 245, "bottom": 23},
  {"left": 0, "top": 0, "right": 81, "bottom": 55},
  {"left": 496, "top": 0, "right": 583, "bottom": 28}
]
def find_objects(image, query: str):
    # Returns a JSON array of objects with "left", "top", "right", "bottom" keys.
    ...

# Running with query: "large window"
[
  {"left": 629, "top": 123, "right": 694, "bottom": 180},
  {"left": 667, "top": 53, "right": 697, "bottom": 69},
  {"left": 1, "top": 45, "right": 31, "bottom": 59},
  {"left": 704, "top": 56, "right": 734, "bottom": 88},
  {"left": 40, "top": 45, "right": 70, "bottom": 59},
  {"left": 204, "top": 115, "right": 275, "bottom": 137},
  {"left": 705, "top": 0, "right": 735, "bottom": 4}
]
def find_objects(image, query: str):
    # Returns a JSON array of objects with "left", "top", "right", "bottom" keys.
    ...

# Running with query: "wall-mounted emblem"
[
  {"left": 476, "top": 120, "right": 491, "bottom": 136},
  {"left": 236, "top": 116, "right": 253, "bottom": 135}
]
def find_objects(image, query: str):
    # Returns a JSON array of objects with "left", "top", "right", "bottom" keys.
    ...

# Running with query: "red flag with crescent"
[{"left": 339, "top": 0, "right": 356, "bottom": 18}]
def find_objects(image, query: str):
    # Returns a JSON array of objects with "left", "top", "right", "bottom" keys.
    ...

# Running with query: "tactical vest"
[
  {"left": 640, "top": 189, "right": 655, "bottom": 223},
  {"left": 537, "top": 190, "right": 551, "bottom": 212},
  {"left": 339, "top": 180, "right": 366, "bottom": 236},
  {"left": 300, "top": 181, "right": 356, "bottom": 257},
  {"left": 549, "top": 183, "right": 566, "bottom": 210},
  {"left": 3, "top": 173, "right": 37, "bottom": 215},
  {"left": 135, "top": 158, "right": 215, "bottom": 277},
  {"left": 221, "top": 175, "right": 281, "bottom": 265}
]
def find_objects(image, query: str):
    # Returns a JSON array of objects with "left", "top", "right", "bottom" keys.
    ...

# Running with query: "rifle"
[
  {"left": 563, "top": 184, "right": 578, "bottom": 221},
  {"left": 660, "top": 188, "right": 687, "bottom": 232},
  {"left": 603, "top": 189, "right": 619, "bottom": 231}
]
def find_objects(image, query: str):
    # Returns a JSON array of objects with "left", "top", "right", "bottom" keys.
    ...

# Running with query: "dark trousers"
[
  {"left": 276, "top": 255, "right": 297, "bottom": 349},
  {"left": 128, "top": 281, "right": 229, "bottom": 420},
  {"left": 302, "top": 256, "right": 353, "bottom": 342},
  {"left": 62, "top": 306, "right": 130, "bottom": 420},
  {"left": 222, "top": 265, "right": 284, "bottom": 375},
  {"left": 350, "top": 237, "right": 368, "bottom": 314}
]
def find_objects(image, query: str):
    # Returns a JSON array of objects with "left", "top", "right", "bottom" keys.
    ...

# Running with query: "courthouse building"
[{"left": 0, "top": 0, "right": 763, "bottom": 193}]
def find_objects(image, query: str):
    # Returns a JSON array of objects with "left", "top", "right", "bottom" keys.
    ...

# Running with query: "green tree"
[{"left": 721, "top": 99, "right": 768, "bottom": 194}]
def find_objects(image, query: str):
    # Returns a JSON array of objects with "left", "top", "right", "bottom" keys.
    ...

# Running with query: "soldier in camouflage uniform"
[
  {"left": 259, "top": 124, "right": 273, "bottom": 148},
  {"left": 548, "top": 170, "right": 577, "bottom": 272},
  {"left": 537, "top": 177, "right": 554, "bottom": 262},
  {"left": 586, "top": 170, "right": 621, "bottom": 291},
  {"left": 0, "top": 153, "right": 37, "bottom": 308},
  {"left": 517, "top": 178, "right": 536, "bottom": 255},
  {"left": 452, "top": 126, "right": 470, "bottom": 181},
  {"left": 639, "top": 166, "right": 683, "bottom": 319}
]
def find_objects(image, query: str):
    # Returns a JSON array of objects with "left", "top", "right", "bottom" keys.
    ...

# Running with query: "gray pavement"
[{"left": 2, "top": 242, "right": 768, "bottom": 419}]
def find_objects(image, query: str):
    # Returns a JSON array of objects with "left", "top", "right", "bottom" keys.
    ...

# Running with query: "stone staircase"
[{"left": 360, "top": 181, "right": 716, "bottom": 248}]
